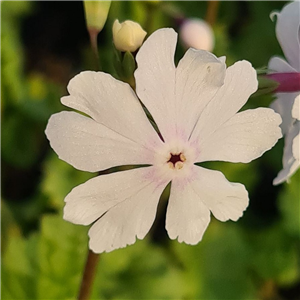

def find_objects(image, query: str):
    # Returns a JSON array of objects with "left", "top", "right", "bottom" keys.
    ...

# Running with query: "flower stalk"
[
  {"left": 77, "top": 250, "right": 100, "bottom": 300},
  {"left": 87, "top": 27, "right": 101, "bottom": 71},
  {"left": 77, "top": 2, "right": 111, "bottom": 297},
  {"left": 205, "top": 1, "right": 219, "bottom": 26},
  {"left": 83, "top": 1, "right": 111, "bottom": 71}
]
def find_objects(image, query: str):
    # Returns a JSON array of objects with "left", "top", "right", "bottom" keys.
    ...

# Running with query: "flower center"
[
  {"left": 167, "top": 152, "right": 186, "bottom": 170},
  {"left": 153, "top": 139, "right": 199, "bottom": 179}
]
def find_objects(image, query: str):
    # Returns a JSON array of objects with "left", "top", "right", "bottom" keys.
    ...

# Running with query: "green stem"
[
  {"left": 144, "top": 2, "right": 158, "bottom": 34},
  {"left": 205, "top": 1, "right": 219, "bottom": 26}
]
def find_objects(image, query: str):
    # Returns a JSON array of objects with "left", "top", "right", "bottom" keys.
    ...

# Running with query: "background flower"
[
  {"left": 179, "top": 18, "right": 215, "bottom": 51},
  {"left": 268, "top": 1, "right": 300, "bottom": 185}
]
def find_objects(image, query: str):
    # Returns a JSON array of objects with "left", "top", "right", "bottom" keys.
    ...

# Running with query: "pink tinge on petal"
[
  {"left": 165, "top": 165, "right": 249, "bottom": 245},
  {"left": 267, "top": 73, "right": 300, "bottom": 93},
  {"left": 63, "top": 166, "right": 170, "bottom": 253}
]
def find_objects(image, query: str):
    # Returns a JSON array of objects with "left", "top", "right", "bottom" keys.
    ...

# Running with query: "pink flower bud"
[
  {"left": 267, "top": 72, "right": 300, "bottom": 93},
  {"left": 179, "top": 18, "right": 214, "bottom": 51}
]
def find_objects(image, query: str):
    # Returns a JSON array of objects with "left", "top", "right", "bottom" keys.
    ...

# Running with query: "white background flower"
[
  {"left": 268, "top": 1, "right": 300, "bottom": 185},
  {"left": 179, "top": 18, "right": 215, "bottom": 51},
  {"left": 46, "top": 28, "right": 282, "bottom": 253}
]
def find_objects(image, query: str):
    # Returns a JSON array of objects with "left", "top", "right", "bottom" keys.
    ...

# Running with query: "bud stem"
[
  {"left": 77, "top": 250, "right": 100, "bottom": 300},
  {"left": 88, "top": 27, "right": 101, "bottom": 71},
  {"left": 205, "top": 1, "right": 219, "bottom": 26}
]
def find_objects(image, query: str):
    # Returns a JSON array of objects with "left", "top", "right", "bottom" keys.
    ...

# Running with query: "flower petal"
[
  {"left": 293, "top": 128, "right": 300, "bottom": 162},
  {"left": 191, "top": 167, "right": 249, "bottom": 222},
  {"left": 175, "top": 49, "right": 226, "bottom": 140},
  {"left": 190, "top": 61, "right": 258, "bottom": 149},
  {"left": 166, "top": 166, "right": 248, "bottom": 244},
  {"left": 271, "top": 92, "right": 299, "bottom": 134},
  {"left": 135, "top": 28, "right": 177, "bottom": 142},
  {"left": 45, "top": 111, "right": 155, "bottom": 172},
  {"left": 61, "top": 71, "right": 160, "bottom": 148},
  {"left": 67, "top": 167, "right": 169, "bottom": 253},
  {"left": 292, "top": 95, "right": 300, "bottom": 120},
  {"left": 274, "top": 122, "right": 300, "bottom": 185},
  {"left": 268, "top": 56, "right": 297, "bottom": 73},
  {"left": 274, "top": 1, "right": 300, "bottom": 70},
  {"left": 195, "top": 108, "right": 282, "bottom": 163},
  {"left": 166, "top": 176, "right": 211, "bottom": 245}
]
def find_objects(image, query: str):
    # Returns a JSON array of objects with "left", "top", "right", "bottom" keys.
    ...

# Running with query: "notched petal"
[
  {"left": 175, "top": 49, "right": 226, "bottom": 140},
  {"left": 166, "top": 166, "right": 249, "bottom": 245},
  {"left": 61, "top": 71, "right": 161, "bottom": 148},
  {"left": 135, "top": 28, "right": 177, "bottom": 142},
  {"left": 274, "top": 122, "right": 300, "bottom": 185},
  {"left": 196, "top": 108, "right": 282, "bottom": 164},
  {"left": 166, "top": 178, "right": 211, "bottom": 245},
  {"left": 63, "top": 167, "right": 168, "bottom": 253},
  {"left": 45, "top": 111, "right": 154, "bottom": 172},
  {"left": 292, "top": 95, "right": 300, "bottom": 120},
  {"left": 274, "top": 1, "right": 300, "bottom": 69}
]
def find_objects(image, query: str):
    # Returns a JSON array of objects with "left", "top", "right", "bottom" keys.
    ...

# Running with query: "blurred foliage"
[
  {"left": 2, "top": 214, "right": 88, "bottom": 299},
  {"left": 1, "top": 1, "right": 299, "bottom": 300},
  {"left": 41, "top": 153, "right": 95, "bottom": 211}
]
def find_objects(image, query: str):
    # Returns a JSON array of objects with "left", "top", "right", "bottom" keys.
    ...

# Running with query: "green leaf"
[
  {"left": 246, "top": 223, "right": 299, "bottom": 286},
  {"left": 91, "top": 239, "right": 185, "bottom": 299},
  {"left": 2, "top": 215, "right": 185, "bottom": 300},
  {"left": 1, "top": 112, "right": 41, "bottom": 168},
  {"left": 1, "top": 234, "right": 38, "bottom": 300},
  {"left": 41, "top": 154, "right": 95, "bottom": 210},
  {"left": 1, "top": 214, "right": 89, "bottom": 300},
  {"left": 1, "top": 200, "right": 22, "bottom": 253},
  {"left": 278, "top": 169, "right": 300, "bottom": 237},
  {"left": 172, "top": 221, "right": 256, "bottom": 300},
  {"left": 122, "top": 51, "right": 136, "bottom": 79},
  {"left": 1, "top": 1, "right": 32, "bottom": 107},
  {"left": 37, "top": 215, "right": 88, "bottom": 299}
]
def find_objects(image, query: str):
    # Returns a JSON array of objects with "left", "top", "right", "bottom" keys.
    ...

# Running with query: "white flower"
[
  {"left": 268, "top": 1, "right": 300, "bottom": 185},
  {"left": 179, "top": 18, "right": 214, "bottom": 51},
  {"left": 112, "top": 19, "right": 147, "bottom": 52},
  {"left": 46, "top": 28, "right": 282, "bottom": 253}
]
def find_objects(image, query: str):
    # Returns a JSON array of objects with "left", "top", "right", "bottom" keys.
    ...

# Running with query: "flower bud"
[
  {"left": 83, "top": 1, "right": 111, "bottom": 32},
  {"left": 179, "top": 18, "right": 214, "bottom": 51},
  {"left": 112, "top": 19, "right": 147, "bottom": 52},
  {"left": 255, "top": 75, "right": 279, "bottom": 97},
  {"left": 266, "top": 72, "right": 300, "bottom": 93}
]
